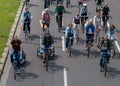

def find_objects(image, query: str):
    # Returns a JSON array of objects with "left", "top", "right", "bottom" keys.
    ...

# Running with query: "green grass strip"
[{"left": 0, "top": 0, "right": 21, "bottom": 57}]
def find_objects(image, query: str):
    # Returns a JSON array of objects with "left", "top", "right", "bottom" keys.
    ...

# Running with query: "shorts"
[
  {"left": 42, "top": 45, "right": 52, "bottom": 53},
  {"left": 86, "top": 34, "right": 94, "bottom": 43},
  {"left": 73, "top": 23, "right": 80, "bottom": 30}
]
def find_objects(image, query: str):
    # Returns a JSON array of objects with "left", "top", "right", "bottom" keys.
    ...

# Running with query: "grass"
[{"left": 0, "top": 0, "right": 21, "bottom": 58}]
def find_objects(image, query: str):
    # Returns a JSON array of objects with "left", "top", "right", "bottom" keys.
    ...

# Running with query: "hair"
[
  {"left": 68, "top": 23, "right": 73, "bottom": 27},
  {"left": 110, "top": 24, "right": 116, "bottom": 29}
]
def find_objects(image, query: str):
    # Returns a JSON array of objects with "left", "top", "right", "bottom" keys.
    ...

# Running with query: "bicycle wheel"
[
  {"left": 111, "top": 46, "right": 115, "bottom": 58},
  {"left": 69, "top": 46, "right": 71, "bottom": 57},
  {"left": 57, "top": 17, "right": 60, "bottom": 32},
  {"left": 66, "top": 0, "right": 68, "bottom": 8},
  {"left": 13, "top": 64, "right": 17, "bottom": 80},
  {"left": 87, "top": 44, "right": 90, "bottom": 58},
  {"left": 45, "top": 56, "right": 49, "bottom": 71},
  {"left": 104, "top": 58, "right": 107, "bottom": 77}
]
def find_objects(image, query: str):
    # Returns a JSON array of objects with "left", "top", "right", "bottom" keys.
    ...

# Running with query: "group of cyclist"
[{"left": 9, "top": 0, "right": 117, "bottom": 73}]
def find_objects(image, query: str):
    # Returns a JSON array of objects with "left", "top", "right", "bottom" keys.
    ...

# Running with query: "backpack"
[
  {"left": 67, "top": 29, "right": 73, "bottom": 37},
  {"left": 81, "top": 7, "right": 87, "bottom": 15},
  {"left": 74, "top": 16, "right": 80, "bottom": 24},
  {"left": 25, "top": 12, "right": 30, "bottom": 21}
]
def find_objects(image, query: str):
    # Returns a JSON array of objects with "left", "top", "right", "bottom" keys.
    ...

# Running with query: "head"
[
  {"left": 104, "top": 3, "right": 108, "bottom": 7},
  {"left": 110, "top": 24, "right": 115, "bottom": 30},
  {"left": 58, "top": 2, "right": 63, "bottom": 6},
  {"left": 103, "top": 35, "right": 108, "bottom": 41},
  {"left": 25, "top": 7, "right": 29, "bottom": 12},
  {"left": 83, "top": 3, "right": 87, "bottom": 8},
  {"left": 76, "top": 12, "right": 80, "bottom": 17},
  {"left": 96, "top": 11, "right": 101, "bottom": 16},
  {"left": 68, "top": 23, "right": 73, "bottom": 28},
  {"left": 45, "top": 32, "right": 50, "bottom": 38},
  {"left": 13, "top": 35, "right": 19, "bottom": 41},
  {"left": 88, "top": 18, "right": 93, "bottom": 25}
]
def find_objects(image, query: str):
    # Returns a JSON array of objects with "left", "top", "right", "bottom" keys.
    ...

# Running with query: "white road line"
[
  {"left": 115, "top": 41, "right": 120, "bottom": 53},
  {"left": 62, "top": 36, "right": 65, "bottom": 51},
  {"left": 107, "top": 22, "right": 120, "bottom": 53},
  {"left": 63, "top": 68, "right": 68, "bottom": 86}
]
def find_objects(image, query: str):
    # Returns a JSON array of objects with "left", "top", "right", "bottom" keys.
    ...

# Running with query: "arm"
[
  {"left": 93, "top": 16, "right": 96, "bottom": 27},
  {"left": 65, "top": 27, "right": 68, "bottom": 38}
]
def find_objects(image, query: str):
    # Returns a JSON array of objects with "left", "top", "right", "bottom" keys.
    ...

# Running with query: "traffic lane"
[
  {"left": 106, "top": 0, "right": 120, "bottom": 45},
  {"left": 63, "top": 0, "right": 120, "bottom": 86},
  {"left": 6, "top": 0, "right": 65, "bottom": 86}
]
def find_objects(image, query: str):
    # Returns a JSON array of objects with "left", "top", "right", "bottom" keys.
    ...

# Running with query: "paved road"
[{"left": 5, "top": 0, "right": 120, "bottom": 86}]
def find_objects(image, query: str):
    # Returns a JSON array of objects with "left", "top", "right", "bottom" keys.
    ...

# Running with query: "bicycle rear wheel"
[
  {"left": 13, "top": 64, "right": 17, "bottom": 80},
  {"left": 45, "top": 56, "right": 49, "bottom": 71}
]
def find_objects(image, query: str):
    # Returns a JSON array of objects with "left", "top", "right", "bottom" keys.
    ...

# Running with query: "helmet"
[
  {"left": 44, "top": 8, "right": 49, "bottom": 12},
  {"left": 83, "top": 3, "right": 87, "bottom": 7}
]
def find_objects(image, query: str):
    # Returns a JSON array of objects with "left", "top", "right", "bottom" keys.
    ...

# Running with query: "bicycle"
[
  {"left": 57, "top": 14, "right": 62, "bottom": 32},
  {"left": 87, "top": 36, "right": 93, "bottom": 58},
  {"left": 24, "top": 21, "right": 30, "bottom": 40},
  {"left": 81, "top": 15, "right": 88, "bottom": 33},
  {"left": 78, "top": 2, "right": 83, "bottom": 12},
  {"left": 102, "top": 50, "right": 108, "bottom": 77},
  {"left": 110, "top": 40, "right": 115, "bottom": 58},
  {"left": 67, "top": 37, "right": 73, "bottom": 57},
  {"left": 12, "top": 51, "right": 21, "bottom": 80},
  {"left": 66, "top": 0, "right": 70, "bottom": 8}
]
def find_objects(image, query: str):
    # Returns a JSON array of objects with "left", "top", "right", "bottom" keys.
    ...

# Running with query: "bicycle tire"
[
  {"left": 45, "top": 56, "right": 49, "bottom": 71},
  {"left": 66, "top": 0, "right": 68, "bottom": 8},
  {"left": 13, "top": 63, "right": 17, "bottom": 80},
  {"left": 87, "top": 47, "right": 90, "bottom": 58},
  {"left": 104, "top": 58, "right": 107, "bottom": 77},
  {"left": 69, "top": 46, "right": 71, "bottom": 57}
]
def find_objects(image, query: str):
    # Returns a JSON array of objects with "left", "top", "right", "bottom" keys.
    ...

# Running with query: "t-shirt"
[
  {"left": 11, "top": 40, "right": 22, "bottom": 51},
  {"left": 102, "top": 7, "right": 110, "bottom": 15},
  {"left": 85, "top": 24, "right": 95, "bottom": 35},
  {"left": 74, "top": 16, "right": 81, "bottom": 24},
  {"left": 101, "top": 41, "right": 108, "bottom": 51}
]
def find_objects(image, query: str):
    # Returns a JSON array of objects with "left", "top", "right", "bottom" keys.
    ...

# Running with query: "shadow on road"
[
  {"left": 29, "top": 3, "right": 39, "bottom": 8},
  {"left": 28, "top": 34, "right": 40, "bottom": 40},
  {"left": 106, "top": 67, "right": 120, "bottom": 79}
]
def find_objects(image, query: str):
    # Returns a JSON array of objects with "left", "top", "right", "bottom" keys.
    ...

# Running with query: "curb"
[{"left": 0, "top": 0, "right": 25, "bottom": 80}]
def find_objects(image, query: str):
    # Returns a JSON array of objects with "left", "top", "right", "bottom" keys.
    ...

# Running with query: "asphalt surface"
[{"left": 5, "top": 0, "right": 120, "bottom": 86}]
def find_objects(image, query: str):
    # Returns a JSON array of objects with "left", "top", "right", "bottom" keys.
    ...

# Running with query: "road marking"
[
  {"left": 62, "top": 36, "right": 65, "bottom": 51},
  {"left": 107, "top": 22, "right": 120, "bottom": 53},
  {"left": 63, "top": 68, "right": 68, "bottom": 86}
]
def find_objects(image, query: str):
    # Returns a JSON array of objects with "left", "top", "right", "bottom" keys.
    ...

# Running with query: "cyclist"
[
  {"left": 55, "top": 2, "right": 65, "bottom": 28},
  {"left": 10, "top": 35, "right": 22, "bottom": 73},
  {"left": 107, "top": 24, "right": 116, "bottom": 40},
  {"left": 84, "top": 18, "right": 96, "bottom": 50},
  {"left": 23, "top": 7, "right": 32, "bottom": 34},
  {"left": 80, "top": 3, "right": 88, "bottom": 31},
  {"left": 102, "top": 3, "right": 110, "bottom": 28},
  {"left": 95, "top": 0, "right": 104, "bottom": 12},
  {"left": 41, "top": 8, "right": 50, "bottom": 28},
  {"left": 42, "top": 32, "right": 54, "bottom": 64},
  {"left": 42, "top": 0, "right": 50, "bottom": 9},
  {"left": 65, "top": 23, "right": 76, "bottom": 49},
  {"left": 72, "top": 12, "right": 81, "bottom": 37},
  {"left": 93, "top": 10, "right": 102, "bottom": 42},
  {"left": 98, "top": 35, "right": 111, "bottom": 71},
  {"left": 77, "top": 0, "right": 85, "bottom": 11}
]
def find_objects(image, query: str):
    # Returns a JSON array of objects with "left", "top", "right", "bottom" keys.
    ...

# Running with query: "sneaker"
[
  {"left": 100, "top": 67, "right": 104, "bottom": 72},
  {"left": 17, "top": 69, "right": 21, "bottom": 74},
  {"left": 43, "top": 61, "right": 45, "bottom": 64},
  {"left": 85, "top": 48, "right": 88, "bottom": 51}
]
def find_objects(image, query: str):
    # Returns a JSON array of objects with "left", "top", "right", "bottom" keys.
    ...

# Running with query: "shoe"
[
  {"left": 17, "top": 69, "right": 21, "bottom": 74},
  {"left": 43, "top": 61, "right": 45, "bottom": 64},
  {"left": 100, "top": 67, "right": 104, "bottom": 72},
  {"left": 85, "top": 48, "right": 88, "bottom": 51}
]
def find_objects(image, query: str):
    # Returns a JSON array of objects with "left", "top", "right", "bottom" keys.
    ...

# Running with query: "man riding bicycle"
[
  {"left": 102, "top": 3, "right": 110, "bottom": 28},
  {"left": 93, "top": 10, "right": 102, "bottom": 42},
  {"left": 55, "top": 2, "right": 65, "bottom": 28},
  {"left": 73, "top": 12, "right": 81, "bottom": 37},
  {"left": 84, "top": 18, "right": 96, "bottom": 50},
  {"left": 41, "top": 8, "right": 50, "bottom": 28},
  {"left": 23, "top": 7, "right": 32, "bottom": 34},
  {"left": 10, "top": 35, "right": 22, "bottom": 73},
  {"left": 65, "top": 23, "right": 76, "bottom": 49},
  {"left": 80, "top": 3, "right": 88, "bottom": 31},
  {"left": 98, "top": 35, "right": 111, "bottom": 71},
  {"left": 42, "top": 32, "right": 54, "bottom": 64}
]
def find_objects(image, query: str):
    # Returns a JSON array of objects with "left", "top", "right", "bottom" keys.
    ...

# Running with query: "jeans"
[
  {"left": 10, "top": 50, "right": 22, "bottom": 69},
  {"left": 66, "top": 37, "right": 73, "bottom": 48},
  {"left": 23, "top": 21, "right": 31, "bottom": 32},
  {"left": 100, "top": 50, "right": 110, "bottom": 68}
]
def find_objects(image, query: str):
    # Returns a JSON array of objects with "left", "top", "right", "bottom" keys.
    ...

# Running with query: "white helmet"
[{"left": 83, "top": 3, "right": 87, "bottom": 6}]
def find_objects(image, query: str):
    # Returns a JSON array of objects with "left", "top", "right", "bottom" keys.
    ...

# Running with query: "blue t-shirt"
[{"left": 85, "top": 24, "right": 95, "bottom": 35}]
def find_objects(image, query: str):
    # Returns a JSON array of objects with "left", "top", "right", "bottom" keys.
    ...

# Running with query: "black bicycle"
[
  {"left": 78, "top": 2, "right": 83, "bottom": 12},
  {"left": 24, "top": 21, "right": 30, "bottom": 40},
  {"left": 67, "top": 37, "right": 73, "bottom": 57},
  {"left": 87, "top": 36, "right": 93, "bottom": 58},
  {"left": 66, "top": 0, "right": 70, "bottom": 8},
  {"left": 81, "top": 16, "right": 88, "bottom": 33},
  {"left": 102, "top": 50, "right": 108, "bottom": 77},
  {"left": 110, "top": 40, "right": 115, "bottom": 58},
  {"left": 57, "top": 15, "right": 62, "bottom": 32}
]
